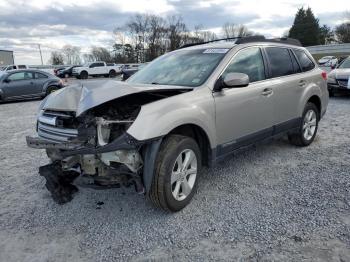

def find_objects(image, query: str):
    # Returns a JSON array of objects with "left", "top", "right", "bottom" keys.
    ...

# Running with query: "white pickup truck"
[{"left": 72, "top": 61, "right": 122, "bottom": 79}]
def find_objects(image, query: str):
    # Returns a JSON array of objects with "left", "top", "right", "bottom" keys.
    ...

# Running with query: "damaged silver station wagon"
[{"left": 27, "top": 36, "right": 329, "bottom": 212}]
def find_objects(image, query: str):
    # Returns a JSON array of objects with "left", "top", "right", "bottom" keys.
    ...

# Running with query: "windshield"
[
  {"left": 128, "top": 48, "right": 229, "bottom": 87},
  {"left": 338, "top": 57, "right": 350, "bottom": 69}
]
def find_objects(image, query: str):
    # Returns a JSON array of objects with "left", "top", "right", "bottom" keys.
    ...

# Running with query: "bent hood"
[{"left": 43, "top": 80, "right": 192, "bottom": 116}]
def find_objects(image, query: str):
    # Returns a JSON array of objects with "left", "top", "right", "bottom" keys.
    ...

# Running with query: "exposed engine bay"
[{"left": 27, "top": 86, "right": 192, "bottom": 204}]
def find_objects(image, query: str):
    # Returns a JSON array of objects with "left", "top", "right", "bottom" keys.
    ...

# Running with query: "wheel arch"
[
  {"left": 168, "top": 124, "right": 212, "bottom": 167},
  {"left": 306, "top": 95, "right": 321, "bottom": 117}
]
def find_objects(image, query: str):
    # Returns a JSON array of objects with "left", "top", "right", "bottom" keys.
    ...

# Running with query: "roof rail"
[
  {"left": 178, "top": 36, "right": 302, "bottom": 49},
  {"left": 236, "top": 36, "right": 302, "bottom": 46},
  {"left": 179, "top": 37, "right": 241, "bottom": 49}
]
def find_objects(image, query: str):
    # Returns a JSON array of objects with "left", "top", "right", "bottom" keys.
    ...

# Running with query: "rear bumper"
[{"left": 327, "top": 83, "right": 350, "bottom": 93}]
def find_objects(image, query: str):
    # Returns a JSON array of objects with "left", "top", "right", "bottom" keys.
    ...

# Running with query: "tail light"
[{"left": 321, "top": 71, "right": 327, "bottom": 80}]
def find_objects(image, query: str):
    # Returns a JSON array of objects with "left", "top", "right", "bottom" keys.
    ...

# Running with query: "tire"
[
  {"left": 149, "top": 135, "right": 201, "bottom": 212},
  {"left": 46, "top": 86, "right": 59, "bottom": 96},
  {"left": 109, "top": 70, "right": 117, "bottom": 78},
  {"left": 288, "top": 102, "right": 319, "bottom": 147},
  {"left": 80, "top": 71, "right": 88, "bottom": 79}
]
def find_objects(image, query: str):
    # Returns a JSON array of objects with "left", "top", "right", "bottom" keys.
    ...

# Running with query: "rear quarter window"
[
  {"left": 265, "top": 47, "right": 295, "bottom": 78},
  {"left": 293, "top": 49, "right": 315, "bottom": 72}
]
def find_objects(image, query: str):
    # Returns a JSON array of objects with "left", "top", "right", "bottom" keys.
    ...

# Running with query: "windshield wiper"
[{"left": 151, "top": 82, "right": 160, "bottom": 85}]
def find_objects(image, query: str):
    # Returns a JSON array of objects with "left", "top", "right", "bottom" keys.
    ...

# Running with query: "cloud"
[{"left": 0, "top": 0, "right": 349, "bottom": 64}]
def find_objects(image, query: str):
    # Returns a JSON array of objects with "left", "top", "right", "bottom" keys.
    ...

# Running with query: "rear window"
[
  {"left": 293, "top": 49, "right": 315, "bottom": 72},
  {"left": 266, "top": 47, "right": 294, "bottom": 78},
  {"left": 35, "top": 72, "right": 48, "bottom": 79}
]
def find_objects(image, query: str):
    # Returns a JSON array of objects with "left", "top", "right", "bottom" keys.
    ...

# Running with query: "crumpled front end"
[{"left": 26, "top": 92, "right": 166, "bottom": 204}]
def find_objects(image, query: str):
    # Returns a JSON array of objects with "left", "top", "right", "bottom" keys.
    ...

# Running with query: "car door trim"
[{"left": 214, "top": 117, "right": 301, "bottom": 162}]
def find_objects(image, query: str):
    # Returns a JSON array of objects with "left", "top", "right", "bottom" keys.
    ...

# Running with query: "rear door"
[{"left": 263, "top": 46, "right": 304, "bottom": 131}]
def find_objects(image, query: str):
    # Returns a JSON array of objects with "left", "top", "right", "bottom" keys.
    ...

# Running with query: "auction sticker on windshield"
[{"left": 203, "top": 49, "right": 229, "bottom": 54}]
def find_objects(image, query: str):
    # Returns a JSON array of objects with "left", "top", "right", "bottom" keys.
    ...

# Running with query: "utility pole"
[{"left": 38, "top": 44, "right": 43, "bottom": 65}]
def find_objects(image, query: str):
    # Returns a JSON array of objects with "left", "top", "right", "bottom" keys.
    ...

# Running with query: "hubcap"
[
  {"left": 303, "top": 109, "right": 317, "bottom": 140},
  {"left": 171, "top": 149, "right": 197, "bottom": 201}
]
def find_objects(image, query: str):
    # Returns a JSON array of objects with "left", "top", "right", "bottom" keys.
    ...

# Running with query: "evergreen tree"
[{"left": 289, "top": 7, "right": 321, "bottom": 46}]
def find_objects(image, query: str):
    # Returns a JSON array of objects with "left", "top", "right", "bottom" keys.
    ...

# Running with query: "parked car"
[
  {"left": 0, "top": 64, "right": 28, "bottom": 71},
  {"left": 327, "top": 56, "right": 350, "bottom": 96},
  {"left": 318, "top": 56, "right": 338, "bottom": 68},
  {"left": 0, "top": 69, "right": 64, "bottom": 102},
  {"left": 56, "top": 65, "right": 81, "bottom": 78},
  {"left": 72, "top": 61, "right": 122, "bottom": 79},
  {"left": 121, "top": 64, "right": 146, "bottom": 80},
  {"left": 53, "top": 67, "right": 68, "bottom": 76},
  {"left": 27, "top": 36, "right": 328, "bottom": 211}
]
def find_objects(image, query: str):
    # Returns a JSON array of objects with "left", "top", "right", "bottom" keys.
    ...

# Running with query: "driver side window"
[
  {"left": 8, "top": 72, "right": 33, "bottom": 81},
  {"left": 222, "top": 47, "right": 266, "bottom": 83}
]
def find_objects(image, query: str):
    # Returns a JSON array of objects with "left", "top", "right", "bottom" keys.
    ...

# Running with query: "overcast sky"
[{"left": 0, "top": 0, "right": 348, "bottom": 64}]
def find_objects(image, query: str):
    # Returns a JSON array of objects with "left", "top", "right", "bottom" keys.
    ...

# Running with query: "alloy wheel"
[
  {"left": 303, "top": 109, "right": 317, "bottom": 140},
  {"left": 171, "top": 149, "right": 197, "bottom": 201}
]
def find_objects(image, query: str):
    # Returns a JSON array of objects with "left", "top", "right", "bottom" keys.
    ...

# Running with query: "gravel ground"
[{"left": 0, "top": 97, "right": 349, "bottom": 262}]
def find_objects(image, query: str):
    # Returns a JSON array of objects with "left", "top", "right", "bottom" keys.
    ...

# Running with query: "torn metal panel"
[{"left": 43, "top": 80, "right": 192, "bottom": 116}]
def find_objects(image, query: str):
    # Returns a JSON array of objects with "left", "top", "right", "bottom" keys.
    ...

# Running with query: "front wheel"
[
  {"left": 149, "top": 135, "right": 201, "bottom": 212},
  {"left": 288, "top": 102, "right": 319, "bottom": 146}
]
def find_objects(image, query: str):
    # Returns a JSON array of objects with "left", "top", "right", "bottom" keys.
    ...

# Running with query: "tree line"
[
  {"left": 288, "top": 7, "right": 350, "bottom": 46},
  {"left": 50, "top": 10, "right": 350, "bottom": 65}
]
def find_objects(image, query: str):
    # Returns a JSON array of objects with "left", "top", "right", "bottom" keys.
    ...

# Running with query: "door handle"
[
  {"left": 299, "top": 80, "right": 306, "bottom": 87},
  {"left": 261, "top": 88, "right": 273, "bottom": 96},
  {"left": 30, "top": 82, "right": 34, "bottom": 85}
]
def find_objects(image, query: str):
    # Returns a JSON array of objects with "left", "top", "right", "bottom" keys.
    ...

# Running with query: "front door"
[
  {"left": 2, "top": 71, "right": 35, "bottom": 99},
  {"left": 213, "top": 47, "right": 274, "bottom": 157}
]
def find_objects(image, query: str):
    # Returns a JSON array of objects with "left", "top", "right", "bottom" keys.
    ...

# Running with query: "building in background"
[{"left": 0, "top": 50, "right": 14, "bottom": 66}]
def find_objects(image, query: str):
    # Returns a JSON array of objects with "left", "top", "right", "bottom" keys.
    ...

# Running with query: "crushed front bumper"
[{"left": 26, "top": 133, "right": 163, "bottom": 204}]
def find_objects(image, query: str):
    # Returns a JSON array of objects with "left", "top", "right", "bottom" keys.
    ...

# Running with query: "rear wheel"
[
  {"left": 288, "top": 102, "right": 319, "bottom": 146},
  {"left": 149, "top": 135, "right": 201, "bottom": 212},
  {"left": 109, "top": 70, "right": 117, "bottom": 78}
]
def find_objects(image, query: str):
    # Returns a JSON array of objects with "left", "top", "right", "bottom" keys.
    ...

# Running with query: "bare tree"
[
  {"left": 222, "top": 23, "right": 253, "bottom": 38},
  {"left": 90, "top": 47, "right": 112, "bottom": 62},
  {"left": 49, "top": 51, "right": 64, "bottom": 65},
  {"left": 147, "top": 15, "right": 167, "bottom": 60},
  {"left": 335, "top": 23, "right": 350, "bottom": 43},
  {"left": 62, "top": 45, "right": 81, "bottom": 65},
  {"left": 166, "top": 15, "right": 187, "bottom": 50}
]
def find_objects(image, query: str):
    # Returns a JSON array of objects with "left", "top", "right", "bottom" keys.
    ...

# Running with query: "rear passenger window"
[
  {"left": 223, "top": 47, "right": 266, "bottom": 82},
  {"left": 35, "top": 72, "right": 48, "bottom": 79},
  {"left": 265, "top": 47, "right": 294, "bottom": 78},
  {"left": 289, "top": 50, "right": 302, "bottom": 73},
  {"left": 293, "top": 49, "right": 315, "bottom": 72}
]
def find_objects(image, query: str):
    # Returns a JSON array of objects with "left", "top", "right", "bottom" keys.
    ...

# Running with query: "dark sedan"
[
  {"left": 121, "top": 64, "right": 147, "bottom": 81},
  {"left": 56, "top": 65, "right": 81, "bottom": 78},
  {"left": 0, "top": 69, "right": 64, "bottom": 102}
]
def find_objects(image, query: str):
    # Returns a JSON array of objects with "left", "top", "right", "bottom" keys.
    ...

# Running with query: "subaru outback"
[{"left": 27, "top": 36, "right": 329, "bottom": 212}]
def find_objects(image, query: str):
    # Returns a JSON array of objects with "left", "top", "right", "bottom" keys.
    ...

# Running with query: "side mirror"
[
  {"left": 89, "top": 65, "right": 94, "bottom": 68},
  {"left": 214, "top": 73, "right": 249, "bottom": 91},
  {"left": 3, "top": 78, "right": 11, "bottom": 83}
]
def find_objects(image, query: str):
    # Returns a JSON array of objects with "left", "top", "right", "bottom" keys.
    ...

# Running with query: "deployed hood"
[
  {"left": 43, "top": 80, "right": 192, "bottom": 116},
  {"left": 328, "top": 68, "right": 350, "bottom": 79}
]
